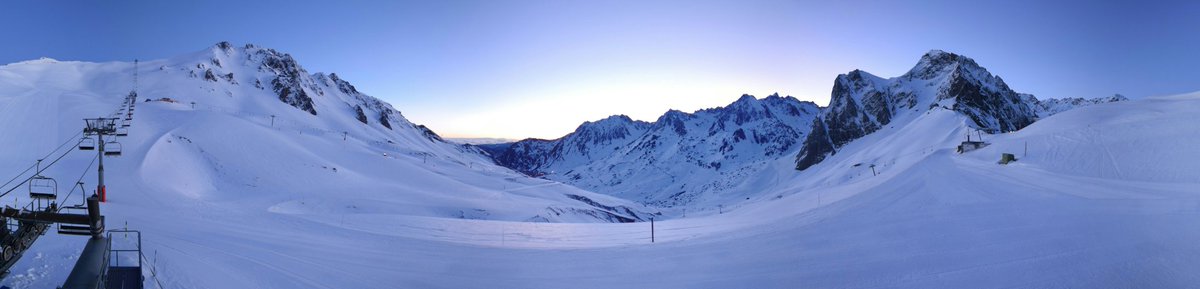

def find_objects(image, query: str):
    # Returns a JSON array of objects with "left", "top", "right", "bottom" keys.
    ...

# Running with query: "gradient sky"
[{"left": 2, "top": 0, "right": 1198, "bottom": 139}]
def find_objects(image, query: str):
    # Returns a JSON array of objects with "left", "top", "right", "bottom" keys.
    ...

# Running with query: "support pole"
[
  {"left": 86, "top": 195, "right": 102, "bottom": 239},
  {"left": 97, "top": 133, "right": 106, "bottom": 203},
  {"left": 650, "top": 217, "right": 655, "bottom": 243}
]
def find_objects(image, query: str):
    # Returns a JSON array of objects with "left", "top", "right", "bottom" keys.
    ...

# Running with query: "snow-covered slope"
[
  {"left": 970, "top": 92, "right": 1198, "bottom": 183},
  {"left": 493, "top": 94, "right": 819, "bottom": 207}
]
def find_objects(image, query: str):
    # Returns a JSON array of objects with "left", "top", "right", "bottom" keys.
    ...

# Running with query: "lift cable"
[
  {"left": 58, "top": 153, "right": 99, "bottom": 209},
  {"left": 0, "top": 130, "right": 84, "bottom": 193},
  {"left": 0, "top": 136, "right": 84, "bottom": 199}
]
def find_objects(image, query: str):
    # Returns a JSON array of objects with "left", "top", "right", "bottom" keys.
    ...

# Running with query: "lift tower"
[{"left": 84, "top": 118, "right": 118, "bottom": 202}]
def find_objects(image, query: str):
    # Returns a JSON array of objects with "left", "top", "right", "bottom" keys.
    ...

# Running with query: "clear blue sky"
[{"left": 2, "top": 0, "right": 1197, "bottom": 139}]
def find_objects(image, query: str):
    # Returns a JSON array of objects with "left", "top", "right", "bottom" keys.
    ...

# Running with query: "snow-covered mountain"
[
  {"left": 493, "top": 94, "right": 819, "bottom": 206},
  {"left": 1027, "top": 93, "right": 1129, "bottom": 117},
  {"left": 446, "top": 137, "right": 518, "bottom": 145},
  {"left": 795, "top": 50, "right": 1122, "bottom": 170},
  {"left": 0, "top": 42, "right": 652, "bottom": 225},
  {"left": 177, "top": 42, "right": 411, "bottom": 133},
  {"left": 494, "top": 114, "right": 652, "bottom": 176}
]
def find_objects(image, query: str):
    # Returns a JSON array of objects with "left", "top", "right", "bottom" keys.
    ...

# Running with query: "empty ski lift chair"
[
  {"left": 56, "top": 202, "right": 94, "bottom": 236},
  {"left": 121, "top": 119, "right": 131, "bottom": 128},
  {"left": 105, "top": 141, "right": 123, "bottom": 156},
  {"left": 116, "top": 127, "right": 128, "bottom": 137},
  {"left": 28, "top": 174, "right": 57, "bottom": 209},
  {"left": 79, "top": 137, "right": 96, "bottom": 150},
  {"left": 106, "top": 229, "right": 144, "bottom": 289}
]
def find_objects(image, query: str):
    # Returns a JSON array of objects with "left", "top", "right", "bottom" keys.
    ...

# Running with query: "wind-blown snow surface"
[{"left": 1, "top": 44, "right": 1197, "bottom": 288}]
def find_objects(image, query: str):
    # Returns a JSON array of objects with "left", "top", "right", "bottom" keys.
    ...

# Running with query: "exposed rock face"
[
  {"left": 494, "top": 138, "right": 557, "bottom": 175},
  {"left": 255, "top": 49, "right": 319, "bottom": 115},
  {"left": 379, "top": 112, "right": 394, "bottom": 130},
  {"left": 415, "top": 125, "right": 444, "bottom": 142},
  {"left": 354, "top": 105, "right": 369, "bottom": 124}
]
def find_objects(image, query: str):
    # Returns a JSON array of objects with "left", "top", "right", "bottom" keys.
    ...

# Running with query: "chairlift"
[
  {"left": 105, "top": 141, "right": 122, "bottom": 156},
  {"left": 115, "top": 128, "right": 128, "bottom": 137},
  {"left": 28, "top": 175, "right": 57, "bottom": 200},
  {"left": 79, "top": 137, "right": 96, "bottom": 150},
  {"left": 121, "top": 119, "right": 131, "bottom": 128}
]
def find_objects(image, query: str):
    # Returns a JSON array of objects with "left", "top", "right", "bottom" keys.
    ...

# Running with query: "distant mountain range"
[{"left": 486, "top": 50, "right": 1125, "bottom": 206}]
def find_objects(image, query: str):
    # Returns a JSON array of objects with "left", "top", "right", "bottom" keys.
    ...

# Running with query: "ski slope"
[{"left": 0, "top": 48, "right": 1197, "bottom": 288}]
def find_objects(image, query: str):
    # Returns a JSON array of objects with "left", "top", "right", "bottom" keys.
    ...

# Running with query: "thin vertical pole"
[{"left": 650, "top": 218, "right": 655, "bottom": 243}]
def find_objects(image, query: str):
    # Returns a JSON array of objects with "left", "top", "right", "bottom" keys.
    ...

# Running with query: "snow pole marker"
[{"left": 650, "top": 217, "right": 655, "bottom": 243}]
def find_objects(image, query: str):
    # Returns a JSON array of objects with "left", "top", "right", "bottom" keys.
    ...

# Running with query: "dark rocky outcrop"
[{"left": 354, "top": 105, "right": 369, "bottom": 124}]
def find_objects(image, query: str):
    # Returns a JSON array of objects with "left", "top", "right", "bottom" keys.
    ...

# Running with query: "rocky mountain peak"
[{"left": 905, "top": 49, "right": 983, "bottom": 80}]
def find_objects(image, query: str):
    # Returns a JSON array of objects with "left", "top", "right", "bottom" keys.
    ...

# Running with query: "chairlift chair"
[
  {"left": 105, "top": 141, "right": 122, "bottom": 156},
  {"left": 28, "top": 174, "right": 57, "bottom": 202},
  {"left": 57, "top": 205, "right": 92, "bottom": 236},
  {"left": 79, "top": 137, "right": 96, "bottom": 150},
  {"left": 122, "top": 119, "right": 131, "bottom": 128},
  {"left": 115, "top": 128, "right": 128, "bottom": 137}
]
